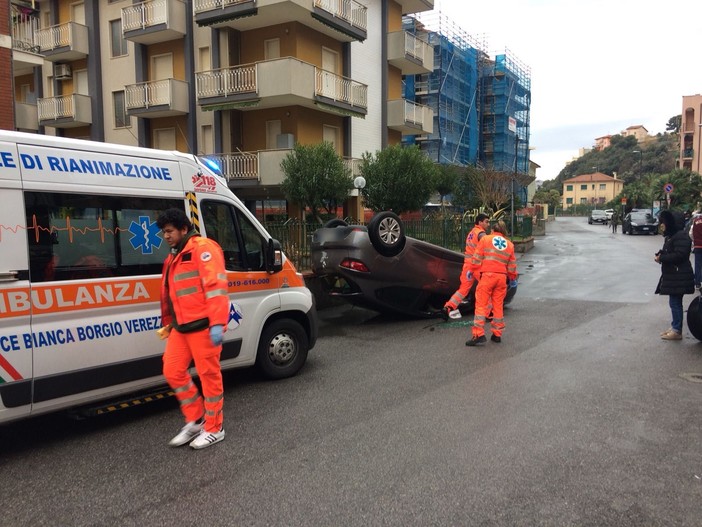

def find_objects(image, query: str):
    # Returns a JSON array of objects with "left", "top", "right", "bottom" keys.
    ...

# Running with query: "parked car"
[
  {"left": 588, "top": 209, "right": 609, "bottom": 224},
  {"left": 604, "top": 209, "right": 615, "bottom": 220},
  {"left": 622, "top": 210, "right": 658, "bottom": 235},
  {"left": 310, "top": 212, "right": 517, "bottom": 318}
]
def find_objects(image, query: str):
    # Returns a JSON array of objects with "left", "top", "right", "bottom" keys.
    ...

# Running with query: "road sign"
[
  {"left": 621, "top": 198, "right": 627, "bottom": 204},
  {"left": 664, "top": 183, "right": 674, "bottom": 194}
]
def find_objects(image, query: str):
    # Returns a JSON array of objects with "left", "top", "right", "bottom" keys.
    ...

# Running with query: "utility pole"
[{"left": 512, "top": 134, "right": 518, "bottom": 236}]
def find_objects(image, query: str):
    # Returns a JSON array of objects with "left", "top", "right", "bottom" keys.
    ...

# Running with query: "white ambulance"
[{"left": 0, "top": 131, "right": 317, "bottom": 424}]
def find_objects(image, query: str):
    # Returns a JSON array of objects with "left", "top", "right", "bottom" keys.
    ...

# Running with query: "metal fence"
[{"left": 264, "top": 216, "right": 533, "bottom": 272}]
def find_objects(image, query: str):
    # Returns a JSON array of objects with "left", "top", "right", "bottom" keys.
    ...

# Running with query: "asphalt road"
[{"left": 2, "top": 217, "right": 701, "bottom": 526}]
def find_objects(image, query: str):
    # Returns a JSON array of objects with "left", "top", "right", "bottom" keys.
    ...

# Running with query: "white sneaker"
[
  {"left": 189, "top": 428, "right": 225, "bottom": 450},
  {"left": 168, "top": 418, "right": 204, "bottom": 447}
]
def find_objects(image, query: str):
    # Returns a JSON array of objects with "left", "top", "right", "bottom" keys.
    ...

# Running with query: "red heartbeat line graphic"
[{"left": 0, "top": 215, "right": 129, "bottom": 243}]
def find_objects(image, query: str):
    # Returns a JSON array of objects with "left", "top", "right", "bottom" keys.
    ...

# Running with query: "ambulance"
[{"left": 0, "top": 131, "right": 317, "bottom": 424}]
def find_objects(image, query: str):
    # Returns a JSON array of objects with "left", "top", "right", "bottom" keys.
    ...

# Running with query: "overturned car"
[{"left": 310, "top": 212, "right": 517, "bottom": 318}]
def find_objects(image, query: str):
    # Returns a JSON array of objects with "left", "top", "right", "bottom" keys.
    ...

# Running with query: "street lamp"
[
  {"left": 512, "top": 134, "right": 519, "bottom": 236},
  {"left": 632, "top": 150, "right": 643, "bottom": 174},
  {"left": 591, "top": 167, "right": 598, "bottom": 208}
]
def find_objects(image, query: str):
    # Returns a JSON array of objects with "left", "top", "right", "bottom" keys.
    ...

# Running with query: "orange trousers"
[
  {"left": 472, "top": 272, "right": 507, "bottom": 338},
  {"left": 163, "top": 328, "right": 224, "bottom": 433},
  {"left": 445, "top": 272, "right": 476, "bottom": 310}
]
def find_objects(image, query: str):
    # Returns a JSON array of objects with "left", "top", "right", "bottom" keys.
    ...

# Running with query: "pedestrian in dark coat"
[{"left": 655, "top": 210, "right": 694, "bottom": 340}]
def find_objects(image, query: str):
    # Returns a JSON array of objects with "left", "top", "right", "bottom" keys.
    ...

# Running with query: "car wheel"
[
  {"left": 323, "top": 218, "right": 348, "bottom": 228},
  {"left": 255, "top": 319, "right": 309, "bottom": 380},
  {"left": 368, "top": 211, "right": 406, "bottom": 257},
  {"left": 687, "top": 296, "right": 702, "bottom": 341}
]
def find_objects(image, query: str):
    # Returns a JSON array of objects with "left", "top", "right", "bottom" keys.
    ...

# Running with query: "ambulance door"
[
  {"left": 199, "top": 199, "right": 281, "bottom": 367},
  {"left": 0, "top": 142, "right": 32, "bottom": 422}
]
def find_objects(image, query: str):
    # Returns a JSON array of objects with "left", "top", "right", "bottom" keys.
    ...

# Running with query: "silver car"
[{"left": 310, "top": 212, "right": 517, "bottom": 318}]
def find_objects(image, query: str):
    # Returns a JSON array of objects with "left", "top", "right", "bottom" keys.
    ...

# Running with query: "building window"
[
  {"left": 580, "top": 184, "right": 587, "bottom": 191},
  {"left": 580, "top": 198, "right": 587, "bottom": 204},
  {"left": 25, "top": 192, "right": 180, "bottom": 282},
  {"left": 566, "top": 198, "right": 573, "bottom": 204},
  {"left": 566, "top": 184, "right": 573, "bottom": 191},
  {"left": 599, "top": 183, "right": 606, "bottom": 190},
  {"left": 113, "top": 91, "right": 129, "bottom": 128},
  {"left": 110, "top": 19, "right": 128, "bottom": 57}
]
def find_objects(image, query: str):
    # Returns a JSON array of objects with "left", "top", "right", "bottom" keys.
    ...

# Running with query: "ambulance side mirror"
[{"left": 266, "top": 238, "right": 283, "bottom": 274}]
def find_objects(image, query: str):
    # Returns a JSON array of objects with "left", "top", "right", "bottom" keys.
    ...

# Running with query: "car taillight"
[{"left": 340, "top": 258, "right": 369, "bottom": 272}]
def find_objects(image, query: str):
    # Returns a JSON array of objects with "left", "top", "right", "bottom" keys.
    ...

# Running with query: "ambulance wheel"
[
  {"left": 368, "top": 211, "right": 406, "bottom": 257},
  {"left": 686, "top": 296, "right": 702, "bottom": 341},
  {"left": 256, "top": 319, "right": 309, "bottom": 379}
]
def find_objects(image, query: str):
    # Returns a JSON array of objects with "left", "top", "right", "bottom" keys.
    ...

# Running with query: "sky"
[{"left": 428, "top": 0, "right": 702, "bottom": 180}]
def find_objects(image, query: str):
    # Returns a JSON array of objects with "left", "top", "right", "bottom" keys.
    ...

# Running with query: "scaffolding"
[
  {"left": 480, "top": 48, "right": 531, "bottom": 175},
  {"left": 402, "top": 13, "right": 488, "bottom": 167}
]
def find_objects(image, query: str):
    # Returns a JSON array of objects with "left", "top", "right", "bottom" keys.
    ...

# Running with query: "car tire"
[
  {"left": 687, "top": 296, "right": 702, "bottom": 341},
  {"left": 323, "top": 218, "right": 348, "bottom": 228},
  {"left": 255, "top": 319, "right": 309, "bottom": 380},
  {"left": 368, "top": 211, "right": 406, "bottom": 257}
]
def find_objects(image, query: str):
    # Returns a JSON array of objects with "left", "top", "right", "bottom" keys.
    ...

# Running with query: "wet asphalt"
[{"left": 1, "top": 217, "right": 701, "bottom": 526}]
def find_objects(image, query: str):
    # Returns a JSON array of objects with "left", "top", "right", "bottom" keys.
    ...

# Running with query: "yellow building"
[
  {"left": 6, "top": 0, "right": 435, "bottom": 214},
  {"left": 562, "top": 172, "right": 624, "bottom": 209}
]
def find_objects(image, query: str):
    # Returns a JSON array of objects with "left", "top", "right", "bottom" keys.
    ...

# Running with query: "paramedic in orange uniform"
[
  {"left": 157, "top": 208, "right": 230, "bottom": 449},
  {"left": 465, "top": 220, "right": 518, "bottom": 346},
  {"left": 442, "top": 213, "right": 490, "bottom": 318}
]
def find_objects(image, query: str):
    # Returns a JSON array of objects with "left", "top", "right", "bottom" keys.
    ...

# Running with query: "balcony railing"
[
  {"left": 122, "top": 0, "right": 187, "bottom": 44},
  {"left": 193, "top": 0, "right": 249, "bottom": 11},
  {"left": 125, "top": 79, "right": 189, "bottom": 117},
  {"left": 37, "top": 94, "right": 92, "bottom": 126},
  {"left": 387, "top": 31, "right": 433, "bottom": 74},
  {"left": 196, "top": 65, "right": 257, "bottom": 99},
  {"left": 202, "top": 150, "right": 361, "bottom": 185},
  {"left": 11, "top": 6, "right": 40, "bottom": 54},
  {"left": 315, "top": 69, "right": 367, "bottom": 109},
  {"left": 35, "top": 21, "right": 89, "bottom": 60},
  {"left": 196, "top": 58, "right": 367, "bottom": 115},
  {"left": 313, "top": 0, "right": 367, "bottom": 33},
  {"left": 388, "top": 99, "right": 432, "bottom": 135}
]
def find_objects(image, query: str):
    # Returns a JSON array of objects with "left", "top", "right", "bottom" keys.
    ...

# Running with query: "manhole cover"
[{"left": 679, "top": 373, "right": 702, "bottom": 383}]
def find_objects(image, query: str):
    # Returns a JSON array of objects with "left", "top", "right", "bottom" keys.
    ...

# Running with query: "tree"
[
  {"left": 666, "top": 115, "right": 681, "bottom": 134},
  {"left": 359, "top": 144, "right": 437, "bottom": 214},
  {"left": 280, "top": 142, "right": 352, "bottom": 224},
  {"left": 533, "top": 188, "right": 561, "bottom": 212},
  {"left": 435, "top": 164, "right": 459, "bottom": 210}
]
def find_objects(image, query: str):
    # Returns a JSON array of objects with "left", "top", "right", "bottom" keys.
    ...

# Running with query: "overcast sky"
[{"left": 430, "top": 0, "right": 702, "bottom": 180}]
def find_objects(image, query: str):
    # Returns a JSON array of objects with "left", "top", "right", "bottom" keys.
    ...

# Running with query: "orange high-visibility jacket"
[
  {"left": 460, "top": 224, "right": 486, "bottom": 276},
  {"left": 160, "top": 233, "right": 229, "bottom": 333},
  {"left": 470, "top": 233, "right": 518, "bottom": 281}
]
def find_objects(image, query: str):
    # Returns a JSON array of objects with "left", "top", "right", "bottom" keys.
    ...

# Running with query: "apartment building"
[
  {"left": 561, "top": 172, "right": 624, "bottom": 209},
  {"left": 680, "top": 94, "right": 702, "bottom": 174},
  {"left": 4, "top": 0, "right": 434, "bottom": 212}
]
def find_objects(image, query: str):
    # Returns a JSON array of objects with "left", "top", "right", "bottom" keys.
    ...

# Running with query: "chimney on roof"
[{"left": 613, "top": 171, "right": 617, "bottom": 179}]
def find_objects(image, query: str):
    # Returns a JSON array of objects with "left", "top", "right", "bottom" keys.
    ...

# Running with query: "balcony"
[
  {"left": 394, "top": 0, "right": 433, "bottom": 14},
  {"left": 125, "top": 79, "right": 190, "bottom": 118},
  {"left": 11, "top": 7, "right": 43, "bottom": 75},
  {"left": 193, "top": 0, "right": 367, "bottom": 42},
  {"left": 202, "top": 150, "right": 361, "bottom": 186},
  {"left": 387, "top": 31, "right": 433, "bottom": 74},
  {"left": 387, "top": 99, "right": 433, "bottom": 135},
  {"left": 37, "top": 94, "right": 92, "bottom": 128},
  {"left": 196, "top": 57, "right": 367, "bottom": 117},
  {"left": 122, "top": 0, "right": 187, "bottom": 45},
  {"left": 15, "top": 102, "right": 38, "bottom": 131},
  {"left": 35, "top": 22, "right": 89, "bottom": 62}
]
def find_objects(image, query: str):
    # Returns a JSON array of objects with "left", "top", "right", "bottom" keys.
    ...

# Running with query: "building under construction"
[{"left": 403, "top": 12, "right": 531, "bottom": 181}]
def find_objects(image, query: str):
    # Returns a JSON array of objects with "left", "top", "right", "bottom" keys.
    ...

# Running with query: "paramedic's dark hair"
[
  {"left": 157, "top": 208, "right": 192, "bottom": 231},
  {"left": 475, "top": 213, "right": 489, "bottom": 224}
]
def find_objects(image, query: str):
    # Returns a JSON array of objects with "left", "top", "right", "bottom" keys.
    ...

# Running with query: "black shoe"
[
  {"left": 466, "top": 335, "right": 487, "bottom": 346},
  {"left": 490, "top": 334, "right": 501, "bottom": 343}
]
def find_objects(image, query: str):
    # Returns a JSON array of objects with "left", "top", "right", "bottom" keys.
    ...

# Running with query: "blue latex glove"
[
  {"left": 508, "top": 279, "right": 518, "bottom": 289},
  {"left": 465, "top": 271, "right": 473, "bottom": 280},
  {"left": 209, "top": 325, "right": 224, "bottom": 346}
]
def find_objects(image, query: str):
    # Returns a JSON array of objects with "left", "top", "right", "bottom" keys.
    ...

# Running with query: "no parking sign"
[{"left": 664, "top": 183, "right": 674, "bottom": 194}]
